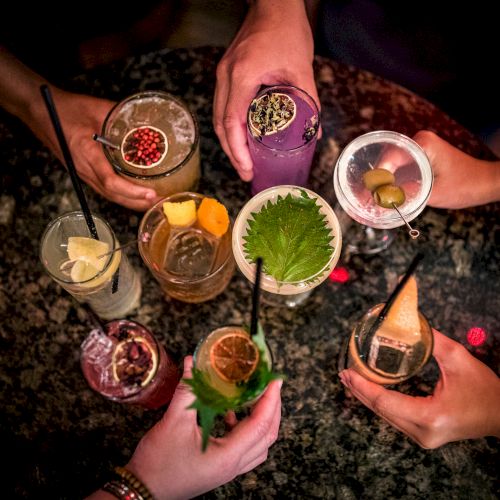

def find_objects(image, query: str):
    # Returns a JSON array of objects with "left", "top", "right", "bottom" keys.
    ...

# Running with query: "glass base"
[
  {"left": 336, "top": 208, "right": 395, "bottom": 255},
  {"left": 260, "top": 288, "right": 313, "bottom": 308}
]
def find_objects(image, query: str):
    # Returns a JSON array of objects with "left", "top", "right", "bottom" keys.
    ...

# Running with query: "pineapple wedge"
[{"left": 163, "top": 200, "right": 197, "bottom": 227}]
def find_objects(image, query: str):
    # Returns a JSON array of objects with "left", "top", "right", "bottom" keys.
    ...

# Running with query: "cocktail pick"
[
  {"left": 250, "top": 257, "right": 263, "bottom": 338},
  {"left": 40, "top": 85, "right": 98, "bottom": 240},
  {"left": 59, "top": 232, "right": 151, "bottom": 273},
  {"left": 360, "top": 252, "right": 424, "bottom": 357},
  {"left": 92, "top": 133, "right": 120, "bottom": 150},
  {"left": 367, "top": 162, "right": 420, "bottom": 239}
]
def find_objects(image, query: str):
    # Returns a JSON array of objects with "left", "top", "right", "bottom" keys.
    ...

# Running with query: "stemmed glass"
[
  {"left": 232, "top": 185, "right": 342, "bottom": 307},
  {"left": 333, "top": 131, "right": 433, "bottom": 255}
]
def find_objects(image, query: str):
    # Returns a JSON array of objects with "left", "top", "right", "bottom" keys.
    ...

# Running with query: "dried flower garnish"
[
  {"left": 303, "top": 115, "right": 319, "bottom": 143},
  {"left": 121, "top": 126, "right": 168, "bottom": 168},
  {"left": 248, "top": 92, "right": 296, "bottom": 136}
]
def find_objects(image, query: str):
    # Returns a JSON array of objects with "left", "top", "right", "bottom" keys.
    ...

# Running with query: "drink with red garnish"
[
  {"left": 101, "top": 91, "right": 200, "bottom": 197},
  {"left": 80, "top": 319, "right": 180, "bottom": 409}
]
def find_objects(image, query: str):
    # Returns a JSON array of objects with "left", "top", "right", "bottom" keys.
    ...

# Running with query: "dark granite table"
[{"left": 0, "top": 47, "right": 498, "bottom": 499}]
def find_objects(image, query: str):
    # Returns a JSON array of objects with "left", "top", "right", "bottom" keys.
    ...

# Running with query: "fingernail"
[
  {"left": 144, "top": 191, "right": 157, "bottom": 200},
  {"left": 277, "top": 379, "right": 284, "bottom": 390},
  {"left": 339, "top": 370, "right": 350, "bottom": 388}
]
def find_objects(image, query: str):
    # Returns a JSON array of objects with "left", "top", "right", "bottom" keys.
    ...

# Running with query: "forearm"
[
  {"left": 475, "top": 159, "right": 500, "bottom": 206},
  {"left": 0, "top": 46, "right": 48, "bottom": 123},
  {"left": 247, "top": 0, "right": 311, "bottom": 30}
]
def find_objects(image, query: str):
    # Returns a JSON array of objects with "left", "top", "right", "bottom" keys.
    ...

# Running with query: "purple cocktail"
[{"left": 247, "top": 85, "right": 320, "bottom": 194}]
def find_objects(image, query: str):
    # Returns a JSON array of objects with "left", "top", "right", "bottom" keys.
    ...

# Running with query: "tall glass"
[
  {"left": 101, "top": 90, "right": 200, "bottom": 197},
  {"left": 138, "top": 193, "right": 235, "bottom": 303},
  {"left": 232, "top": 185, "right": 342, "bottom": 307},
  {"left": 247, "top": 85, "right": 320, "bottom": 195},
  {"left": 40, "top": 211, "right": 141, "bottom": 320},
  {"left": 80, "top": 319, "right": 180, "bottom": 409},
  {"left": 334, "top": 131, "right": 433, "bottom": 254},
  {"left": 342, "top": 303, "right": 433, "bottom": 385}
]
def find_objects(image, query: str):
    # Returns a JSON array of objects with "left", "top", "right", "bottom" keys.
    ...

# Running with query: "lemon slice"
[
  {"left": 121, "top": 126, "right": 168, "bottom": 169},
  {"left": 70, "top": 260, "right": 100, "bottom": 283},
  {"left": 163, "top": 200, "right": 197, "bottom": 227},
  {"left": 112, "top": 337, "right": 158, "bottom": 387},
  {"left": 248, "top": 92, "right": 296, "bottom": 136},
  {"left": 67, "top": 236, "right": 110, "bottom": 271}
]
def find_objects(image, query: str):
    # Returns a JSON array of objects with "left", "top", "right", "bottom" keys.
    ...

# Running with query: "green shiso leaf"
[
  {"left": 183, "top": 325, "right": 281, "bottom": 451},
  {"left": 243, "top": 190, "right": 334, "bottom": 282}
]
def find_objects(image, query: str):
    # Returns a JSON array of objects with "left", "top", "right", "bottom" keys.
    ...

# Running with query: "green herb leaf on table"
[
  {"left": 243, "top": 190, "right": 334, "bottom": 283},
  {"left": 184, "top": 325, "right": 281, "bottom": 451}
]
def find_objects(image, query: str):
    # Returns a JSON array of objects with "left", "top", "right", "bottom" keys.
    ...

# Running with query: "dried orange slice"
[
  {"left": 112, "top": 337, "right": 158, "bottom": 387},
  {"left": 197, "top": 197, "right": 230, "bottom": 237},
  {"left": 248, "top": 92, "right": 296, "bottom": 136},
  {"left": 209, "top": 332, "right": 259, "bottom": 383}
]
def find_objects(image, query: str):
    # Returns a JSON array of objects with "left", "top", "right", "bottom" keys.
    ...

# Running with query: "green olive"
[
  {"left": 362, "top": 168, "right": 396, "bottom": 192},
  {"left": 373, "top": 184, "right": 406, "bottom": 208}
]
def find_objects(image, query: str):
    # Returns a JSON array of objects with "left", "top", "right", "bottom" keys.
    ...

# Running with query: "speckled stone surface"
[{"left": 0, "top": 47, "right": 498, "bottom": 499}]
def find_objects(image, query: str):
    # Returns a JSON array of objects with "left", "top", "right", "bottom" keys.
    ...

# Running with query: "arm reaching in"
[
  {"left": 0, "top": 46, "right": 160, "bottom": 211},
  {"left": 340, "top": 330, "right": 500, "bottom": 449},
  {"left": 88, "top": 356, "right": 282, "bottom": 500},
  {"left": 214, "top": 0, "right": 319, "bottom": 181},
  {"left": 413, "top": 131, "right": 500, "bottom": 209}
]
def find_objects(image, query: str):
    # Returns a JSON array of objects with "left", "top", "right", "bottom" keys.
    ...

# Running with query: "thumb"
[
  {"left": 340, "top": 368, "right": 428, "bottom": 421},
  {"left": 165, "top": 356, "right": 197, "bottom": 420}
]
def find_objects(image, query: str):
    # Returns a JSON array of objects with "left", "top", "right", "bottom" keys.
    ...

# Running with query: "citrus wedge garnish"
[
  {"left": 378, "top": 275, "right": 421, "bottom": 344},
  {"left": 70, "top": 260, "right": 100, "bottom": 282},
  {"left": 248, "top": 92, "right": 296, "bottom": 136},
  {"left": 112, "top": 337, "right": 158, "bottom": 387},
  {"left": 67, "top": 236, "right": 110, "bottom": 271},
  {"left": 121, "top": 126, "right": 168, "bottom": 169},
  {"left": 209, "top": 332, "right": 259, "bottom": 383},
  {"left": 163, "top": 200, "right": 197, "bottom": 227},
  {"left": 197, "top": 197, "right": 230, "bottom": 237}
]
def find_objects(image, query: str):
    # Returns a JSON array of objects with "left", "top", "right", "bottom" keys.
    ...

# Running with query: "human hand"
[
  {"left": 32, "top": 87, "right": 161, "bottom": 211},
  {"left": 412, "top": 131, "right": 500, "bottom": 209},
  {"left": 339, "top": 330, "right": 500, "bottom": 448},
  {"left": 125, "top": 356, "right": 282, "bottom": 500},
  {"left": 214, "top": 0, "right": 319, "bottom": 181}
]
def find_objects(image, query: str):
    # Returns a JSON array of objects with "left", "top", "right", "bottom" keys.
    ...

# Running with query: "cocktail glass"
[
  {"left": 232, "top": 185, "right": 342, "bottom": 307},
  {"left": 138, "top": 192, "right": 235, "bottom": 303},
  {"left": 40, "top": 211, "right": 141, "bottom": 320},
  {"left": 80, "top": 319, "right": 180, "bottom": 409},
  {"left": 101, "top": 90, "right": 200, "bottom": 198},
  {"left": 333, "top": 131, "right": 433, "bottom": 255},
  {"left": 193, "top": 325, "right": 273, "bottom": 400},
  {"left": 340, "top": 303, "right": 433, "bottom": 385},
  {"left": 247, "top": 85, "right": 320, "bottom": 195}
]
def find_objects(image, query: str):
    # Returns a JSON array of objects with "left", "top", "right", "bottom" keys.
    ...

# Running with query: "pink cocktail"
[{"left": 81, "top": 319, "right": 179, "bottom": 409}]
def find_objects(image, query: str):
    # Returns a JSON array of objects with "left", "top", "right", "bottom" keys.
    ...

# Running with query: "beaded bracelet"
[
  {"left": 103, "top": 479, "right": 143, "bottom": 500},
  {"left": 113, "top": 466, "right": 154, "bottom": 500}
]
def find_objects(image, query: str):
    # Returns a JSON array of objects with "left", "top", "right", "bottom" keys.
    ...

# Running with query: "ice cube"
[
  {"left": 367, "top": 334, "right": 414, "bottom": 376},
  {"left": 164, "top": 227, "right": 219, "bottom": 278},
  {"left": 81, "top": 329, "right": 114, "bottom": 364}
]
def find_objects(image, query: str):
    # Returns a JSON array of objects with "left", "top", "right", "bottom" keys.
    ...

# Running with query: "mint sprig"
[
  {"left": 184, "top": 325, "right": 281, "bottom": 451},
  {"left": 243, "top": 190, "right": 334, "bottom": 283}
]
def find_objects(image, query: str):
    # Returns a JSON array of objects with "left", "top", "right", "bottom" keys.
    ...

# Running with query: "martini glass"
[
  {"left": 232, "top": 185, "right": 342, "bottom": 307},
  {"left": 333, "top": 131, "right": 433, "bottom": 255}
]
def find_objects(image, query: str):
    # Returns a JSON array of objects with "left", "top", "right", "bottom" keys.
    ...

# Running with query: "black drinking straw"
[
  {"left": 40, "top": 84, "right": 98, "bottom": 240},
  {"left": 361, "top": 252, "right": 424, "bottom": 356},
  {"left": 250, "top": 257, "right": 263, "bottom": 338}
]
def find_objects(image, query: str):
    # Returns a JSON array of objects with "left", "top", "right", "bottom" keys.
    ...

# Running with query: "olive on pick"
[
  {"left": 373, "top": 184, "right": 406, "bottom": 208},
  {"left": 362, "top": 168, "right": 396, "bottom": 192}
]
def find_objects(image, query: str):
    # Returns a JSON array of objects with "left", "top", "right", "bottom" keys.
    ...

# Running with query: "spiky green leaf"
[{"left": 243, "top": 190, "right": 334, "bottom": 282}]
